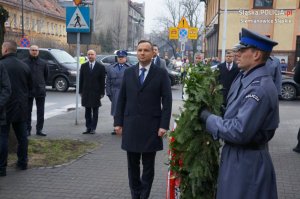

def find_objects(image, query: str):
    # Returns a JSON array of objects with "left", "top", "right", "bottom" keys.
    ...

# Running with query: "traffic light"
[{"left": 73, "top": 0, "right": 82, "bottom": 6}]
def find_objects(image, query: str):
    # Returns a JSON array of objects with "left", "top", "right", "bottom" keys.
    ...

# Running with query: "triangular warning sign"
[
  {"left": 177, "top": 17, "right": 190, "bottom": 29},
  {"left": 67, "top": 7, "right": 88, "bottom": 29}
]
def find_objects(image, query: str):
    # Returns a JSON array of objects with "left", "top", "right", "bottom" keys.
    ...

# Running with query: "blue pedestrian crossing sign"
[{"left": 66, "top": 7, "right": 90, "bottom": 33}]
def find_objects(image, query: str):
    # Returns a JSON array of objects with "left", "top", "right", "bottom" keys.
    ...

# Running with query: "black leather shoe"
[
  {"left": 16, "top": 163, "right": 27, "bottom": 170},
  {"left": 90, "top": 130, "right": 96, "bottom": 134},
  {"left": 36, "top": 131, "right": 47, "bottom": 136},
  {"left": 82, "top": 129, "right": 91, "bottom": 134},
  {"left": 0, "top": 168, "right": 6, "bottom": 176},
  {"left": 293, "top": 147, "right": 300, "bottom": 153}
]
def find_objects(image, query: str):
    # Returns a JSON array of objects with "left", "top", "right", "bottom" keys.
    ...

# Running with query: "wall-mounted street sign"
[
  {"left": 169, "top": 27, "right": 179, "bottom": 40},
  {"left": 66, "top": 7, "right": 90, "bottom": 33},
  {"left": 177, "top": 16, "right": 190, "bottom": 29},
  {"left": 188, "top": 27, "right": 198, "bottom": 40}
]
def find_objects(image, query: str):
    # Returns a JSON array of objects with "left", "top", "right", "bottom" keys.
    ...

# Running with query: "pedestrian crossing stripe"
[
  {"left": 66, "top": 7, "right": 90, "bottom": 33},
  {"left": 32, "top": 103, "right": 79, "bottom": 121}
]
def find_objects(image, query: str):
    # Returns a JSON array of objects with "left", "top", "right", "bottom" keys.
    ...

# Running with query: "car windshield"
[
  {"left": 128, "top": 56, "right": 138, "bottom": 65},
  {"left": 50, "top": 49, "right": 77, "bottom": 64}
]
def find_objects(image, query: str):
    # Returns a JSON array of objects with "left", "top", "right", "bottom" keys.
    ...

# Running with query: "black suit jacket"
[
  {"left": 23, "top": 57, "right": 49, "bottom": 97},
  {"left": 79, "top": 61, "right": 106, "bottom": 107},
  {"left": 114, "top": 63, "right": 172, "bottom": 152},
  {"left": 217, "top": 62, "right": 240, "bottom": 104},
  {"left": 0, "top": 53, "right": 32, "bottom": 122}
]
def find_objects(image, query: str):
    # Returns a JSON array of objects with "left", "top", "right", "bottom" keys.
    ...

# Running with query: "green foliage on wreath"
[{"left": 169, "top": 63, "right": 223, "bottom": 198}]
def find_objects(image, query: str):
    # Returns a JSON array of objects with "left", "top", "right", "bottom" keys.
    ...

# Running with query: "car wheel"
[
  {"left": 54, "top": 77, "right": 69, "bottom": 92},
  {"left": 281, "top": 83, "right": 296, "bottom": 100}
]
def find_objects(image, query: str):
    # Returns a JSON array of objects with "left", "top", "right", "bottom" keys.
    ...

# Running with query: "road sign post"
[{"left": 66, "top": 6, "right": 90, "bottom": 125}]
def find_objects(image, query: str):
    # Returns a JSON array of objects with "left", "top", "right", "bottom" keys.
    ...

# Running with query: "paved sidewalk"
[{"left": 0, "top": 97, "right": 299, "bottom": 199}]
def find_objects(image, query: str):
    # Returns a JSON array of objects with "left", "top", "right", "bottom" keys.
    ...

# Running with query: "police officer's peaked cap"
[
  {"left": 116, "top": 50, "right": 128, "bottom": 57},
  {"left": 234, "top": 28, "right": 278, "bottom": 52}
]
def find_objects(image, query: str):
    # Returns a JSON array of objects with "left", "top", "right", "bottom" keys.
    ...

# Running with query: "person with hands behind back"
[
  {"left": 199, "top": 28, "right": 279, "bottom": 199},
  {"left": 106, "top": 50, "right": 131, "bottom": 135},
  {"left": 114, "top": 40, "right": 172, "bottom": 199}
]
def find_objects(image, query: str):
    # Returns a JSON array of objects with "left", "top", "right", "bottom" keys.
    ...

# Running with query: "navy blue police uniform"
[
  {"left": 200, "top": 28, "right": 279, "bottom": 199},
  {"left": 106, "top": 50, "right": 131, "bottom": 116}
]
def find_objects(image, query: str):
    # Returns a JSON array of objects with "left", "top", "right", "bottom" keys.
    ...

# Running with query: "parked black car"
[
  {"left": 17, "top": 47, "right": 77, "bottom": 92},
  {"left": 281, "top": 72, "right": 300, "bottom": 100}
]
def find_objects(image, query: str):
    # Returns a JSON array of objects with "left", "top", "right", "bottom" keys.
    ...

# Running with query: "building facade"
[
  {"left": 93, "top": 0, "right": 144, "bottom": 51},
  {"left": 1, "top": 0, "right": 68, "bottom": 50},
  {"left": 204, "top": 0, "right": 300, "bottom": 69}
]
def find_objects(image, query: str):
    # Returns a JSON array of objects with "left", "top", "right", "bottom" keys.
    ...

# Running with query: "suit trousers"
[
  {"left": 84, "top": 107, "right": 99, "bottom": 131},
  {"left": 127, "top": 151, "right": 156, "bottom": 199},
  {"left": 0, "top": 122, "right": 28, "bottom": 169},
  {"left": 27, "top": 97, "right": 45, "bottom": 132}
]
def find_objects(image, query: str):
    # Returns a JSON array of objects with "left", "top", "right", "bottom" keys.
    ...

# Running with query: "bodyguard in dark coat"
[
  {"left": 293, "top": 61, "right": 300, "bottom": 153},
  {"left": 217, "top": 50, "right": 239, "bottom": 106},
  {"left": 23, "top": 45, "right": 48, "bottom": 136},
  {"left": 79, "top": 49, "right": 105, "bottom": 134},
  {"left": 0, "top": 63, "right": 11, "bottom": 176},
  {"left": 106, "top": 50, "right": 131, "bottom": 135},
  {"left": 114, "top": 40, "right": 172, "bottom": 199},
  {"left": 200, "top": 28, "right": 279, "bottom": 199},
  {"left": 152, "top": 44, "right": 167, "bottom": 69},
  {"left": 266, "top": 56, "right": 282, "bottom": 97},
  {"left": 0, "top": 41, "right": 32, "bottom": 176},
  {"left": 0, "top": 63, "right": 11, "bottom": 127}
]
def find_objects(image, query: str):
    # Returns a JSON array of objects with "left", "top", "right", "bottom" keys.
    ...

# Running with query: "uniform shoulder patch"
[{"left": 245, "top": 94, "right": 260, "bottom": 102}]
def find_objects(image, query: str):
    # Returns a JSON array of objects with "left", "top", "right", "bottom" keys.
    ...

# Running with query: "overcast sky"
[{"left": 132, "top": 0, "right": 166, "bottom": 33}]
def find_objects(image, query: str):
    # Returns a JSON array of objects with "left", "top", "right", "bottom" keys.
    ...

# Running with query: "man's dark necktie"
[
  {"left": 227, "top": 63, "right": 230, "bottom": 70},
  {"left": 139, "top": 68, "right": 146, "bottom": 85},
  {"left": 90, "top": 63, "right": 93, "bottom": 72}
]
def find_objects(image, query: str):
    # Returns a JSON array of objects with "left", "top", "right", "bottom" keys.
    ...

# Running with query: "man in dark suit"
[
  {"left": 114, "top": 40, "right": 172, "bottom": 199},
  {"left": 152, "top": 44, "right": 167, "bottom": 69},
  {"left": 24, "top": 45, "right": 49, "bottom": 136},
  {"left": 217, "top": 50, "right": 240, "bottom": 106},
  {"left": 0, "top": 62, "right": 11, "bottom": 176},
  {"left": 293, "top": 60, "right": 300, "bottom": 153},
  {"left": 79, "top": 49, "right": 105, "bottom": 134},
  {"left": 0, "top": 40, "right": 32, "bottom": 176}
]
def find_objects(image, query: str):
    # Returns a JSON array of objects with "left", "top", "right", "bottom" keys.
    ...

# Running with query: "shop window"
[{"left": 253, "top": 0, "right": 273, "bottom": 8}]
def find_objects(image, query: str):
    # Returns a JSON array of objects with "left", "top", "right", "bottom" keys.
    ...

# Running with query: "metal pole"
[
  {"left": 75, "top": 32, "right": 80, "bottom": 125},
  {"left": 21, "top": 0, "right": 24, "bottom": 37},
  {"left": 221, "top": 0, "right": 228, "bottom": 62},
  {"left": 132, "top": 20, "right": 134, "bottom": 50}
]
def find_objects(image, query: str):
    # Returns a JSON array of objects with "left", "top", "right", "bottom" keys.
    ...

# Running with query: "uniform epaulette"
[{"left": 251, "top": 77, "right": 262, "bottom": 86}]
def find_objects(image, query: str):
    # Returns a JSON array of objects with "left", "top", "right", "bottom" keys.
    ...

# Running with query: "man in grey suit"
[
  {"left": 114, "top": 40, "right": 172, "bottom": 199},
  {"left": 152, "top": 44, "right": 167, "bottom": 69}
]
